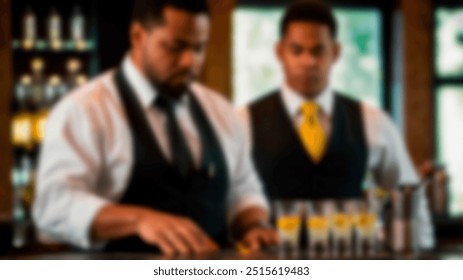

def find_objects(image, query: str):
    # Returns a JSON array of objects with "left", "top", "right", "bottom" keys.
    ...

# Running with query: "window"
[
  {"left": 437, "top": 86, "right": 463, "bottom": 216},
  {"left": 435, "top": 7, "right": 463, "bottom": 217},
  {"left": 232, "top": 7, "right": 383, "bottom": 107},
  {"left": 435, "top": 8, "right": 463, "bottom": 78}
]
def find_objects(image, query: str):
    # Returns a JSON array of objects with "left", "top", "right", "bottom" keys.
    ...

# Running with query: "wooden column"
[
  {"left": 401, "top": 0, "right": 434, "bottom": 165},
  {"left": 0, "top": 0, "right": 12, "bottom": 221},
  {"left": 202, "top": 0, "right": 236, "bottom": 99}
]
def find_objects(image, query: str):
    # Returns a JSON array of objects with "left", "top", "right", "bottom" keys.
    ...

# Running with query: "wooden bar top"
[{"left": 2, "top": 241, "right": 463, "bottom": 260}]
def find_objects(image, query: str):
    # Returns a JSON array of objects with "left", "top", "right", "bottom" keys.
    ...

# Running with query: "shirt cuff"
[
  {"left": 227, "top": 194, "right": 270, "bottom": 225},
  {"left": 67, "top": 194, "right": 110, "bottom": 250}
]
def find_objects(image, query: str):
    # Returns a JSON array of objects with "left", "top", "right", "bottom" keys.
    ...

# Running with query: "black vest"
[
  {"left": 249, "top": 90, "right": 368, "bottom": 200},
  {"left": 105, "top": 69, "right": 230, "bottom": 252}
]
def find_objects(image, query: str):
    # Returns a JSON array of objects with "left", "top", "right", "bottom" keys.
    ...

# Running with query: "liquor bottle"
[
  {"left": 47, "top": 7, "right": 62, "bottom": 51},
  {"left": 76, "top": 74, "right": 88, "bottom": 86},
  {"left": 31, "top": 75, "right": 63, "bottom": 145},
  {"left": 46, "top": 74, "right": 66, "bottom": 105},
  {"left": 12, "top": 186, "right": 27, "bottom": 249},
  {"left": 32, "top": 109, "right": 49, "bottom": 145},
  {"left": 12, "top": 154, "right": 34, "bottom": 249},
  {"left": 11, "top": 75, "right": 34, "bottom": 150},
  {"left": 66, "top": 58, "right": 82, "bottom": 90},
  {"left": 70, "top": 6, "right": 87, "bottom": 50},
  {"left": 30, "top": 58, "right": 46, "bottom": 110},
  {"left": 22, "top": 6, "right": 37, "bottom": 50},
  {"left": 19, "top": 155, "right": 34, "bottom": 208}
]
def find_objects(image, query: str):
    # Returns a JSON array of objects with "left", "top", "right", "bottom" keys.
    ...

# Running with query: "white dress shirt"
[
  {"left": 32, "top": 56, "right": 269, "bottom": 249},
  {"left": 239, "top": 83, "right": 435, "bottom": 249}
]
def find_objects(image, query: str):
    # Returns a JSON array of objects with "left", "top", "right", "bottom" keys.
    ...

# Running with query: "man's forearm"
[
  {"left": 91, "top": 204, "right": 148, "bottom": 241},
  {"left": 91, "top": 204, "right": 220, "bottom": 254}
]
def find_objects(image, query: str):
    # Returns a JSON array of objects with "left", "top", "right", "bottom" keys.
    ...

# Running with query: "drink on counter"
[
  {"left": 331, "top": 200, "right": 357, "bottom": 258},
  {"left": 354, "top": 199, "right": 380, "bottom": 257},
  {"left": 274, "top": 200, "right": 303, "bottom": 257},
  {"left": 305, "top": 200, "right": 333, "bottom": 258}
]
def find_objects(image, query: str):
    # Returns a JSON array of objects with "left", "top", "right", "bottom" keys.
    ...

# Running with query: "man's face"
[
  {"left": 132, "top": 7, "right": 209, "bottom": 95},
  {"left": 277, "top": 21, "right": 339, "bottom": 98}
]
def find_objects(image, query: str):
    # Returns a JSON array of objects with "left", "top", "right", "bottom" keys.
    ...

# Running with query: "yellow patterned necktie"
[{"left": 299, "top": 101, "right": 327, "bottom": 164}]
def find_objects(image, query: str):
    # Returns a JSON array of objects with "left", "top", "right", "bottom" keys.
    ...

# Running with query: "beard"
[{"left": 142, "top": 52, "right": 195, "bottom": 100}]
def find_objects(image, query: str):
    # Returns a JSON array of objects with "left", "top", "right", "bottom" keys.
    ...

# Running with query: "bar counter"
[
  {"left": 2, "top": 218, "right": 463, "bottom": 260},
  {"left": 2, "top": 239, "right": 463, "bottom": 260}
]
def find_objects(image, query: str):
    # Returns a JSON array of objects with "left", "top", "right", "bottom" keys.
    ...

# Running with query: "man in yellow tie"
[
  {"left": 239, "top": 0, "right": 366, "bottom": 200},
  {"left": 238, "top": 0, "right": 434, "bottom": 249}
]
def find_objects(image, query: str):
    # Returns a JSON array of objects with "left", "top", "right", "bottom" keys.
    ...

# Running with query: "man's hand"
[
  {"left": 231, "top": 206, "right": 280, "bottom": 252},
  {"left": 92, "top": 205, "right": 219, "bottom": 255},
  {"left": 136, "top": 210, "right": 219, "bottom": 255},
  {"left": 238, "top": 226, "right": 279, "bottom": 252}
]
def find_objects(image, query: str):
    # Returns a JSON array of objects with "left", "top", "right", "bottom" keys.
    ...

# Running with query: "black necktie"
[{"left": 154, "top": 94, "right": 194, "bottom": 178}]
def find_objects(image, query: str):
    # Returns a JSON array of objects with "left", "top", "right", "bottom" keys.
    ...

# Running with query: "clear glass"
[
  {"left": 354, "top": 199, "right": 380, "bottom": 256},
  {"left": 331, "top": 200, "right": 357, "bottom": 258},
  {"left": 436, "top": 86, "right": 463, "bottom": 216},
  {"left": 274, "top": 200, "right": 303, "bottom": 256},
  {"left": 367, "top": 186, "right": 389, "bottom": 252},
  {"left": 232, "top": 8, "right": 383, "bottom": 107},
  {"left": 305, "top": 200, "right": 334, "bottom": 258}
]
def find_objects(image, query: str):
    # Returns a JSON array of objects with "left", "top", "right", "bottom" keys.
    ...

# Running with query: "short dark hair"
[
  {"left": 280, "top": 0, "right": 337, "bottom": 39},
  {"left": 132, "top": 0, "right": 210, "bottom": 27}
]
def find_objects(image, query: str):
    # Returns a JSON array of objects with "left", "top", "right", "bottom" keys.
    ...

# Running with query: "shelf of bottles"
[{"left": 10, "top": 1, "right": 98, "bottom": 248}]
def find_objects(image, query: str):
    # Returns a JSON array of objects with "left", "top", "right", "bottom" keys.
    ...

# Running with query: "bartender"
[
  {"left": 239, "top": 0, "right": 434, "bottom": 249},
  {"left": 33, "top": 0, "right": 277, "bottom": 254}
]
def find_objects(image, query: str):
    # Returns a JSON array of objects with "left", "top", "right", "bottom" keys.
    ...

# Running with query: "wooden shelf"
[{"left": 12, "top": 39, "right": 96, "bottom": 54}]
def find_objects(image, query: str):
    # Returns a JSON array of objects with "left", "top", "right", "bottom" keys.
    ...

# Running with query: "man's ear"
[
  {"left": 130, "top": 22, "right": 146, "bottom": 49},
  {"left": 332, "top": 41, "right": 341, "bottom": 63}
]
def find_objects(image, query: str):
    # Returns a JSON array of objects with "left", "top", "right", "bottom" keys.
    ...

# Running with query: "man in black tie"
[{"left": 33, "top": 0, "right": 278, "bottom": 255}]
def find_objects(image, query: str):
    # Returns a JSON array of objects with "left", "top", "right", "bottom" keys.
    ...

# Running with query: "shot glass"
[
  {"left": 274, "top": 200, "right": 303, "bottom": 257},
  {"left": 354, "top": 199, "right": 380, "bottom": 257},
  {"left": 331, "top": 200, "right": 357, "bottom": 258},
  {"left": 305, "top": 200, "right": 334, "bottom": 258}
]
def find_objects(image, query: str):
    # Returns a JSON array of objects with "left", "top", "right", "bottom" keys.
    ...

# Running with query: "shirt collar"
[
  {"left": 281, "top": 82, "right": 335, "bottom": 117},
  {"left": 122, "top": 54, "right": 157, "bottom": 109},
  {"left": 122, "top": 55, "right": 191, "bottom": 109}
]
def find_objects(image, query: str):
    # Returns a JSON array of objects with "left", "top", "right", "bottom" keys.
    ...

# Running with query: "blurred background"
[{"left": 0, "top": 0, "right": 463, "bottom": 251}]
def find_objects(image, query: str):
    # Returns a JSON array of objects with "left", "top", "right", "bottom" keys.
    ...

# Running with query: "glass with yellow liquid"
[
  {"left": 305, "top": 201, "right": 334, "bottom": 258},
  {"left": 331, "top": 200, "right": 357, "bottom": 258},
  {"left": 354, "top": 200, "right": 380, "bottom": 256},
  {"left": 274, "top": 201, "right": 303, "bottom": 256}
]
